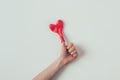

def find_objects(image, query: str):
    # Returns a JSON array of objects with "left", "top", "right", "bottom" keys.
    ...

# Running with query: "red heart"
[{"left": 49, "top": 20, "right": 65, "bottom": 42}]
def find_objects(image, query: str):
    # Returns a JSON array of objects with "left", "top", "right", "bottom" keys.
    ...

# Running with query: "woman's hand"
[
  {"left": 33, "top": 42, "right": 78, "bottom": 80},
  {"left": 60, "top": 42, "right": 78, "bottom": 65}
]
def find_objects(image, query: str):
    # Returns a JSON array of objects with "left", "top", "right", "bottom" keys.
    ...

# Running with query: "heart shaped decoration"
[{"left": 49, "top": 20, "right": 65, "bottom": 42}]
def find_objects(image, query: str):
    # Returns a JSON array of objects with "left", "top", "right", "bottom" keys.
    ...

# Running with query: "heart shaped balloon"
[{"left": 49, "top": 20, "right": 65, "bottom": 42}]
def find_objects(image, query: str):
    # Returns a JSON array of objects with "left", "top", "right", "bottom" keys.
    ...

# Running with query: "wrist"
[{"left": 57, "top": 57, "right": 66, "bottom": 67}]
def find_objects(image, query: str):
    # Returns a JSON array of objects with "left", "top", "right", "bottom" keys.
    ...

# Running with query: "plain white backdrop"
[{"left": 0, "top": 0, "right": 120, "bottom": 80}]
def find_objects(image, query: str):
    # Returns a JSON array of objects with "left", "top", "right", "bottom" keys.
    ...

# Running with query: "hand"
[
  {"left": 60, "top": 42, "right": 78, "bottom": 65},
  {"left": 32, "top": 42, "right": 78, "bottom": 80}
]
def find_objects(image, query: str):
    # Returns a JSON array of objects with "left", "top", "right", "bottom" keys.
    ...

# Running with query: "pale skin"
[{"left": 33, "top": 42, "right": 78, "bottom": 80}]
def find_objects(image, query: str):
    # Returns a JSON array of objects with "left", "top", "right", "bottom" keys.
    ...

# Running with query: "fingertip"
[
  {"left": 73, "top": 53, "right": 78, "bottom": 57},
  {"left": 71, "top": 50, "right": 77, "bottom": 55},
  {"left": 67, "top": 42, "right": 73, "bottom": 49},
  {"left": 70, "top": 42, "right": 73, "bottom": 45}
]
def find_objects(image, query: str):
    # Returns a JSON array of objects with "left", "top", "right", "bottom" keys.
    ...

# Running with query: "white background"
[{"left": 0, "top": 0, "right": 120, "bottom": 80}]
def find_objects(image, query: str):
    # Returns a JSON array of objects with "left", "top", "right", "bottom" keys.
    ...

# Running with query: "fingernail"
[{"left": 73, "top": 54, "right": 77, "bottom": 57}]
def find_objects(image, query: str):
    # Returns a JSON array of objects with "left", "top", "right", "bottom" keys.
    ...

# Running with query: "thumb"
[
  {"left": 61, "top": 42, "right": 67, "bottom": 51},
  {"left": 61, "top": 42, "right": 65, "bottom": 47}
]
